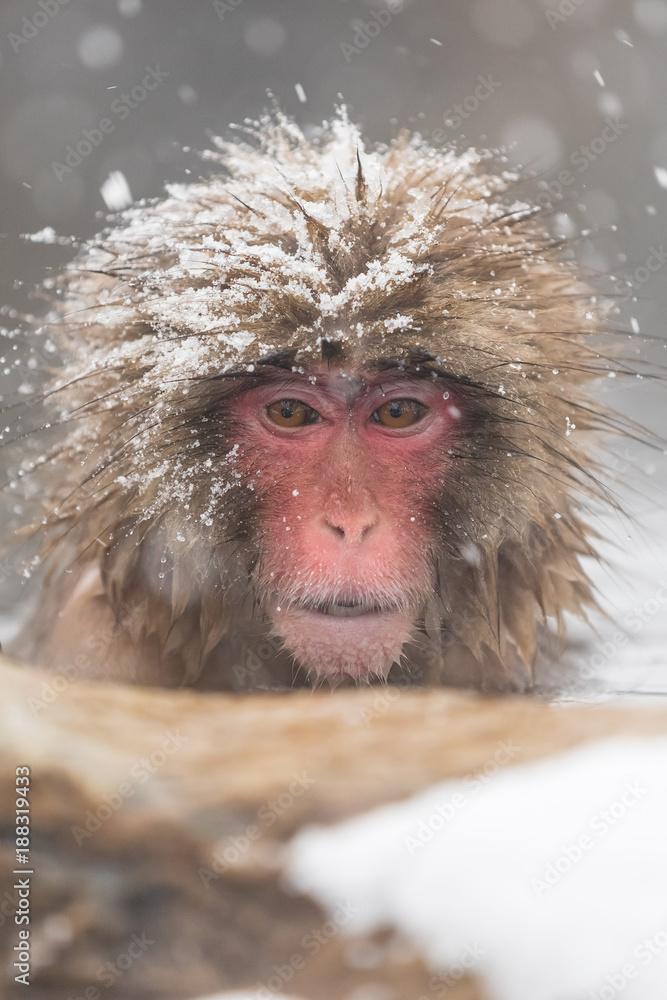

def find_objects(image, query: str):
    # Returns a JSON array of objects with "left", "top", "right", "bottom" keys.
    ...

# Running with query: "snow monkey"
[{"left": 7, "top": 111, "right": 627, "bottom": 692}]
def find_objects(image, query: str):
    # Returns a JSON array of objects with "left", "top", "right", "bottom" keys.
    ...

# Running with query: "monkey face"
[
  {"left": 15, "top": 113, "right": 613, "bottom": 692},
  {"left": 231, "top": 364, "right": 463, "bottom": 682}
]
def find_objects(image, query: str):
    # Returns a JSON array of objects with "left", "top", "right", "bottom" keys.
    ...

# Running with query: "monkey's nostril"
[{"left": 325, "top": 516, "right": 376, "bottom": 543}]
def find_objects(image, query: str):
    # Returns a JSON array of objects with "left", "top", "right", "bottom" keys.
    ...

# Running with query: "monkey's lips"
[
  {"left": 314, "top": 601, "right": 382, "bottom": 618},
  {"left": 270, "top": 599, "right": 416, "bottom": 681}
]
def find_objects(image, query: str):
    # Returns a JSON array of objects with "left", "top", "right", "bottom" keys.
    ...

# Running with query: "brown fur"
[{"left": 7, "top": 111, "right": 628, "bottom": 691}]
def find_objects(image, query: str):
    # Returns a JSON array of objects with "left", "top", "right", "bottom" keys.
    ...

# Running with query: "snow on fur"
[{"left": 6, "top": 109, "right": 635, "bottom": 687}]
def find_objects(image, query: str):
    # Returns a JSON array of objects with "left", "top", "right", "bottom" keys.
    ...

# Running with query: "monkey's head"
[{"left": 17, "top": 111, "right": 621, "bottom": 689}]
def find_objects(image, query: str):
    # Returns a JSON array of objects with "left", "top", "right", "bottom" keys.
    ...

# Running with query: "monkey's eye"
[
  {"left": 371, "top": 399, "right": 427, "bottom": 429},
  {"left": 266, "top": 399, "right": 320, "bottom": 428}
]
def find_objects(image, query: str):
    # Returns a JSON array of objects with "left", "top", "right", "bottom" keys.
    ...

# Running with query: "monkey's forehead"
[
  {"left": 54, "top": 111, "right": 609, "bottom": 397},
  {"left": 236, "top": 345, "right": 451, "bottom": 381},
  {"left": 59, "top": 115, "right": 526, "bottom": 350},
  {"left": 62, "top": 207, "right": 597, "bottom": 384}
]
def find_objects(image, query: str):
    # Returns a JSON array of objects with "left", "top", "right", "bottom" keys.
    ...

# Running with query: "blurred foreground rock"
[{"left": 1, "top": 658, "right": 666, "bottom": 1000}]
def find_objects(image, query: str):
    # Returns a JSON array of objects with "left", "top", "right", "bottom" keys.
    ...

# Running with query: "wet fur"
[{"left": 6, "top": 111, "right": 633, "bottom": 691}]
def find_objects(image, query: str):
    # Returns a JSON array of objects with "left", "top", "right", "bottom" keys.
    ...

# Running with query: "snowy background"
[
  {"left": 2, "top": 7, "right": 667, "bottom": 999},
  {"left": 0, "top": 0, "right": 666, "bottom": 698}
]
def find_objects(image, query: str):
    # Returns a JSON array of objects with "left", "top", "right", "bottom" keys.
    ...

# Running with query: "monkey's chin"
[{"left": 272, "top": 606, "right": 415, "bottom": 683}]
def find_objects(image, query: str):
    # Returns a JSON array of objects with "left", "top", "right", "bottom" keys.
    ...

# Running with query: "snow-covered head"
[{"left": 18, "top": 111, "right": 618, "bottom": 689}]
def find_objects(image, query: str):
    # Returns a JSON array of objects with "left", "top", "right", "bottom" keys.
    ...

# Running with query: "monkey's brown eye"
[
  {"left": 266, "top": 399, "right": 319, "bottom": 428},
  {"left": 371, "top": 399, "right": 426, "bottom": 429}
]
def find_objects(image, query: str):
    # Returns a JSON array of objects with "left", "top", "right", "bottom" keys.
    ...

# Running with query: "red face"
[{"left": 233, "top": 365, "right": 462, "bottom": 682}]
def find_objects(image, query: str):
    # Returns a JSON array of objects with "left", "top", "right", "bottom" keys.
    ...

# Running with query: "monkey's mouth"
[
  {"left": 267, "top": 594, "right": 417, "bottom": 682},
  {"left": 313, "top": 601, "right": 382, "bottom": 619},
  {"left": 273, "top": 594, "right": 407, "bottom": 623}
]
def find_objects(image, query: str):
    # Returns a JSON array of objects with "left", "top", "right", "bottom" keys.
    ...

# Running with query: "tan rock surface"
[{"left": 1, "top": 658, "right": 666, "bottom": 999}]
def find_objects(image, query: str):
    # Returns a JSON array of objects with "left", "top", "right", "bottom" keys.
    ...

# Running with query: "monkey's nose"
[{"left": 323, "top": 510, "right": 378, "bottom": 544}]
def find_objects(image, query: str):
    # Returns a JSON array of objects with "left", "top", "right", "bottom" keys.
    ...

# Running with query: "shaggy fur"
[{"left": 7, "top": 110, "right": 629, "bottom": 691}]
